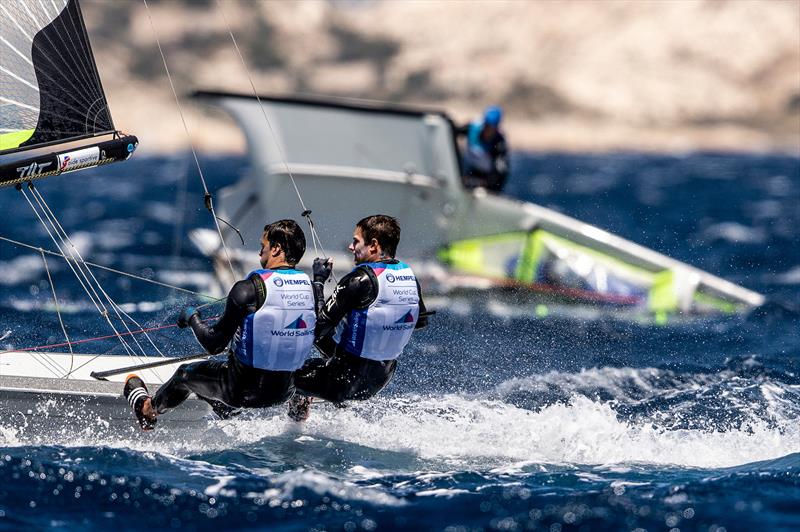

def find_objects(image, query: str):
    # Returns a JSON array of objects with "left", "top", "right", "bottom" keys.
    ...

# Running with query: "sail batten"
[
  {"left": 0, "top": 0, "right": 117, "bottom": 155},
  {"left": 0, "top": 66, "right": 39, "bottom": 91},
  {"left": 0, "top": 0, "right": 137, "bottom": 183}
]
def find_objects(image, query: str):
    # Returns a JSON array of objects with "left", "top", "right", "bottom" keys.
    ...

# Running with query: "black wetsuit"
[
  {"left": 293, "top": 260, "right": 428, "bottom": 404},
  {"left": 456, "top": 124, "right": 509, "bottom": 192},
  {"left": 152, "top": 267, "right": 297, "bottom": 416}
]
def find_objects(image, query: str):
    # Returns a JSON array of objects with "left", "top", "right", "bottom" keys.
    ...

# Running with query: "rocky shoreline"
[{"left": 83, "top": 0, "right": 799, "bottom": 155}]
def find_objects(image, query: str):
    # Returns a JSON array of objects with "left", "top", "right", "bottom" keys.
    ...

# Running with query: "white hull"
[
  {"left": 0, "top": 352, "right": 212, "bottom": 440},
  {"left": 191, "top": 91, "right": 764, "bottom": 313}
]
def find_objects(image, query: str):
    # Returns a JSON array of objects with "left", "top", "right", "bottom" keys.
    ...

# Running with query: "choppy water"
[{"left": 1, "top": 151, "right": 798, "bottom": 531}]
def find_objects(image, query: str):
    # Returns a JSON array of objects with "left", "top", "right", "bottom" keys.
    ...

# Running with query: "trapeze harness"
[
  {"left": 333, "top": 262, "right": 419, "bottom": 361},
  {"left": 234, "top": 269, "right": 316, "bottom": 371}
]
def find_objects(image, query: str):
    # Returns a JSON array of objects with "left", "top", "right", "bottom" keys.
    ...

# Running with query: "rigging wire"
[
  {"left": 215, "top": 0, "right": 334, "bottom": 272},
  {"left": 24, "top": 185, "right": 168, "bottom": 382},
  {"left": 40, "top": 248, "right": 74, "bottom": 376},
  {"left": 0, "top": 234, "right": 225, "bottom": 301},
  {"left": 142, "top": 0, "right": 238, "bottom": 281},
  {"left": 0, "top": 316, "right": 219, "bottom": 357},
  {"left": 28, "top": 184, "right": 166, "bottom": 363},
  {"left": 18, "top": 185, "right": 136, "bottom": 358}
]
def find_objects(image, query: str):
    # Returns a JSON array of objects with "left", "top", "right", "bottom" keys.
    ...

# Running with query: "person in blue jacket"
[{"left": 458, "top": 105, "right": 509, "bottom": 192}]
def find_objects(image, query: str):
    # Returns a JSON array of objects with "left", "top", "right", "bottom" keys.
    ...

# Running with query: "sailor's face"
[{"left": 349, "top": 228, "right": 374, "bottom": 265}]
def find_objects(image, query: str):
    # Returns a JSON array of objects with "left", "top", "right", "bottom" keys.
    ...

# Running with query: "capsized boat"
[
  {"left": 0, "top": 0, "right": 209, "bottom": 435},
  {"left": 189, "top": 91, "right": 764, "bottom": 318}
]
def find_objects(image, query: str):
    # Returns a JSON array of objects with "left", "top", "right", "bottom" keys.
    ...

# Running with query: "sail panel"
[
  {"left": 439, "top": 229, "right": 745, "bottom": 314},
  {"left": 0, "top": 0, "right": 115, "bottom": 154}
]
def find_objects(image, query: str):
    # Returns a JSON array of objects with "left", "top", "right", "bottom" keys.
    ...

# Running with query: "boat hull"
[
  {"left": 0, "top": 353, "right": 212, "bottom": 441},
  {"left": 190, "top": 92, "right": 764, "bottom": 315}
]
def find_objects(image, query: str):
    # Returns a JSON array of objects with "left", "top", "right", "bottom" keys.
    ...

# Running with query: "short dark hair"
[
  {"left": 263, "top": 219, "right": 306, "bottom": 266},
  {"left": 356, "top": 214, "right": 400, "bottom": 258}
]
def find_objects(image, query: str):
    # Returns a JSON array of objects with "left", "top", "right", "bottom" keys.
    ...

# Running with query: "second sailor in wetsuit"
[
  {"left": 287, "top": 214, "right": 429, "bottom": 421},
  {"left": 124, "top": 219, "right": 316, "bottom": 430}
]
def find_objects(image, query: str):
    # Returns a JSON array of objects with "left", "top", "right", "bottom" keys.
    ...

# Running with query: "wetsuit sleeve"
[
  {"left": 187, "top": 277, "right": 262, "bottom": 355},
  {"left": 312, "top": 280, "right": 326, "bottom": 318},
  {"left": 314, "top": 268, "right": 375, "bottom": 348},
  {"left": 415, "top": 278, "right": 429, "bottom": 330}
]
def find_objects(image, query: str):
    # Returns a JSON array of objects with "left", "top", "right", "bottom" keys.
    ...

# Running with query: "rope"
[
  {"left": 28, "top": 184, "right": 161, "bottom": 363},
  {"left": 0, "top": 316, "right": 219, "bottom": 357},
  {"left": 19, "top": 186, "right": 136, "bottom": 358},
  {"left": 142, "top": 0, "right": 237, "bottom": 280},
  {"left": 216, "top": 0, "right": 333, "bottom": 271},
  {"left": 0, "top": 235, "right": 224, "bottom": 301},
  {"left": 40, "top": 249, "right": 74, "bottom": 376}
]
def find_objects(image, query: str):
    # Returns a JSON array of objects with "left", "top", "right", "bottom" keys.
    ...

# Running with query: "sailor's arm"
[
  {"left": 415, "top": 278, "right": 429, "bottom": 330},
  {"left": 314, "top": 267, "right": 375, "bottom": 341},
  {"left": 186, "top": 278, "right": 261, "bottom": 354},
  {"left": 311, "top": 258, "right": 333, "bottom": 318}
]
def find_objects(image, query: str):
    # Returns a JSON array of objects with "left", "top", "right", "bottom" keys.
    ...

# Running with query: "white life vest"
[
  {"left": 234, "top": 269, "right": 315, "bottom": 371},
  {"left": 334, "top": 261, "right": 419, "bottom": 361}
]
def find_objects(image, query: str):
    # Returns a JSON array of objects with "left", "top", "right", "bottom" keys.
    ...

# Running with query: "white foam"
[
  {"left": 774, "top": 265, "right": 800, "bottom": 285},
  {"left": 0, "top": 255, "right": 44, "bottom": 286},
  {"left": 286, "top": 393, "right": 799, "bottom": 469},
  {"left": 204, "top": 475, "right": 237, "bottom": 497},
  {"left": 699, "top": 222, "right": 766, "bottom": 244},
  {"left": 243, "top": 469, "right": 406, "bottom": 507},
  {"left": 2, "top": 387, "right": 797, "bottom": 471},
  {"left": 416, "top": 488, "right": 471, "bottom": 497}
]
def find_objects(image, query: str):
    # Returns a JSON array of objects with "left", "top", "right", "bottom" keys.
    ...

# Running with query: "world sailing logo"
[
  {"left": 383, "top": 310, "right": 415, "bottom": 331},
  {"left": 271, "top": 315, "right": 312, "bottom": 337},
  {"left": 285, "top": 316, "right": 308, "bottom": 329}
]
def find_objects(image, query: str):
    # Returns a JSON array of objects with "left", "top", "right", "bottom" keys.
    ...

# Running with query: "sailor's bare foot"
[{"left": 141, "top": 397, "right": 157, "bottom": 419}]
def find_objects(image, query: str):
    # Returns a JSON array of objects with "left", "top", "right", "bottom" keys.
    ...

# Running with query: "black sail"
[
  {"left": 0, "top": 0, "right": 115, "bottom": 154},
  {"left": 0, "top": 0, "right": 136, "bottom": 188}
]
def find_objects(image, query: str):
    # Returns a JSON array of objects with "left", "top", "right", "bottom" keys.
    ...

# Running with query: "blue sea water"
[{"left": 1, "top": 151, "right": 799, "bottom": 531}]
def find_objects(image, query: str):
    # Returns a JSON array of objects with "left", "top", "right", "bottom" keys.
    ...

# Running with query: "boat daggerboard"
[
  {"left": 0, "top": 0, "right": 137, "bottom": 187},
  {"left": 438, "top": 229, "right": 745, "bottom": 315}
]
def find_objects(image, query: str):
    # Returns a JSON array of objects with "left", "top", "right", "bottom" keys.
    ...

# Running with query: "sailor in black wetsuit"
[
  {"left": 123, "top": 219, "right": 316, "bottom": 430},
  {"left": 287, "top": 214, "right": 428, "bottom": 421}
]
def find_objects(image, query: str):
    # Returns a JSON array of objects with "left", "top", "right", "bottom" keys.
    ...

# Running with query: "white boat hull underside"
[{"left": 0, "top": 352, "right": 212, "bottom": 440}]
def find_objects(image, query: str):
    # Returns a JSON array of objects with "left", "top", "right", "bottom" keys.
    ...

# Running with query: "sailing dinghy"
[
  {"left": 190, "top": 92, "right": 764, "bottom": 320},
  {"left": 0, "top": 0, "right": 211, "bottom": 437}
]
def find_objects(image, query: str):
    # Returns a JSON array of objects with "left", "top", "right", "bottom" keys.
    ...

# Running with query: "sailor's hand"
[
  {"left": 313, "top": 258, "right": 333, "bottom": 283},
  {"left": 177, "top": 306, "right": 199, "bottom": 329}
]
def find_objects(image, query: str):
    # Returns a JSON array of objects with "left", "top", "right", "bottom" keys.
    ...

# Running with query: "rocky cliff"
[{"left": 83, "top": 0, "right": 800, "bottom": 154}]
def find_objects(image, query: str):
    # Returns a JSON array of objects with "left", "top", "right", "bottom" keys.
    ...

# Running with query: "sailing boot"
[
  {"left": 124, "top": 374, "right": 157, "bottom": 431},
  {"left": 287, "top": 395, "right": 313, "bottom": 422}
]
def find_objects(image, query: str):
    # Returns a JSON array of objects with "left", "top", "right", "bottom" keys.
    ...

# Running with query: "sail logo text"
[{"left": 16, "top": 161, "right": 52, "bottom": 178}]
